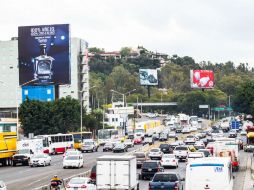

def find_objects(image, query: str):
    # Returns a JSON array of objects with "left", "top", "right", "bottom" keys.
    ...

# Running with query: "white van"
[{"left": 185, "top": 157, "right": 233, "bottom": 190}]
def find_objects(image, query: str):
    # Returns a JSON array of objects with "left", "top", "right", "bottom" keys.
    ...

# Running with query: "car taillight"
[
  {"left": 81, "top": 185, "right": 87, "bottom": 188},
  {"left": 173, "top": 160, "right": 176, "bottom": 162},
  {"left": 174, "top": 183, "right": 179, "bottom": 190}
]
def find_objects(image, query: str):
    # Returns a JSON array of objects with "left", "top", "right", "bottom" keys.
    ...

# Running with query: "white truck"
[
  {"left": 12, "top": 139, "right": 43, "bottom": 166},
  {"left": 96, "top": 155, "right": 139, "bottom": 190}
]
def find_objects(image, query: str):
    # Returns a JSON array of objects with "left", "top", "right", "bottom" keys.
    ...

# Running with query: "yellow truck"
[{"left": 0, "top": 121, "right": 17, "bottom": 166}]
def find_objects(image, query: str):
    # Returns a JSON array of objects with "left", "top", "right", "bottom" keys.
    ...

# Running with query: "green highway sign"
[{"left": 212, "top": 107, "right": 233, "bottom": 111}]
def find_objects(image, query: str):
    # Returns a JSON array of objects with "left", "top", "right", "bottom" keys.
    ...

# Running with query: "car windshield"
[
  {"left": 125, "top": 139, "right": 132, "bottom": 142},
  {"left": 104, "top": 143, "right": 112, "bottom": 146},
  {"left": 67, "top": 151, "right": 79, "bottom": 155},
  {"left": 153, "top": 174, "right": 178, "bottom": 182},
  {"left": 175, "top": 146, "right": 187, "bottom": 150},
  {"left": 17, "top": 149, "right": 30, "bottom": 154},
  {"left": 65, "top": 156, "right": 79, "bottom": 160},
  {"left": 69, "top": 178, "right": 88, "bottom": 184},
  {"left": 187, "top": 136, "right": 194, "bottom": 138},
  {"left": 188, "top": 153, "right": 203, "bottom": 158},
  {"left": 33, "top": 154, "right": 46, "bottom": 158},
  {"left": 134, "top": 153, "right": 145, "bottom": 158},
  {"left": 198, "top": 150, "right": 210, "bottom": 157},
  {"left": 115, "top": 144, "right": 124, "bottom": 148},
  {"left": 142, "top": 162, "right": 158, "bottom": 168},
  {"left": 150, "top": 149, "right": 159, "bottom": 152}
]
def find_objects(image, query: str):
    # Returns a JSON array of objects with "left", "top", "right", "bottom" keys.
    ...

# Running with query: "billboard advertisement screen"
[
  {"left": 139, "top": 69, "right": 158, "bottom": 86},
  {"left": 18, "top": 24, "right": 70, "bottom": 85},
  {"left": 190, "top": 70, "right": 214, "bottom": 89}
]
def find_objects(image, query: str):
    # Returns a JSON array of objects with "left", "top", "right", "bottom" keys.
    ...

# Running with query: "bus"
[
  {"left": 97, "top": 129, "right": 120, "bottom": 145},
  {"left": 0, "top": 121, "right": 17, "bottom": 166},
  {"left": 37, "top": 133, "right": 74, "bottom": 154},
  {"left": 70, "top": 132, "right": 93, "bottom": 150}
]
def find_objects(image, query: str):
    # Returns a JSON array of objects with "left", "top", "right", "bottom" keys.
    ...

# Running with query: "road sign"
[
  {"left": 199, "top": 105, "right": 209, "bottom": 109},
  {"left": 230, "top": 120, "right": 240, "bottom": 130},
  {"left": 212, "top": 107, "right": 225, "bottom": 111}
]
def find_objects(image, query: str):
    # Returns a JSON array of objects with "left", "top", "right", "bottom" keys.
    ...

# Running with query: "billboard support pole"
[{"left": 147, "top": 86, "right": 151, "bottom": 99}]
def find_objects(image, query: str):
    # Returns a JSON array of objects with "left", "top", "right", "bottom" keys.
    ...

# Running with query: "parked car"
[
  {"left": 66, "top": 177, "right": 96, "bottom": 190},
  {"left": 0, "top": 180, "right": 6, "bottom": 190},
  {"left": 170, "top": 141, "right": 184, "bottom": 149},
  {"left": 63, "top": 155, "right": 84, "bottom": 169},
  {"left": 148, "top": 148, "right": 163, "bottom": 160},
  {"left": 152, "top": 133, "right": 160, "bottom": 140},
  {"left": 124, "top": 139, "right": 134, "bottom": 148},
  {"left": 113, "top": 143, "right": 128, "bottom": 153},
  {"left": 149, "top": 172, "right": 184, "bottom": 190},
  {"left": 81, "top": 140, "right": 98, "bottom": 153},
  {"left": 161, "top": 154, "right": 178, "bottom": 168},
  {"left": 133, "top": 152, "right": 148, "bottom": 168},
  {"left": 159, "top": 144, "right": 173, "bottom": 154},
  {"left": 140, "top": 161, "right": 164, "bottom": 180},
  {"left": 182, "top": 127, "right": 191, "bottom": 134},
  {"left": 30, "top": 154, "right": 51, "bottom": 167},
  {"left": 103, "top": 142, "right": 114, "bottom": 152}
]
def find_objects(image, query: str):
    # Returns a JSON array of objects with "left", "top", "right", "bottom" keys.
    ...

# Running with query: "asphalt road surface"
[{"left": 0, "top": 145, "right": 142, "bottom": 190}]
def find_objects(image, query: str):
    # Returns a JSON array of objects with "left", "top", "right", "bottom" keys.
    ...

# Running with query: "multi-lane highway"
[{"left": 1, "top": 120, "right": 253, "bottom": 190}]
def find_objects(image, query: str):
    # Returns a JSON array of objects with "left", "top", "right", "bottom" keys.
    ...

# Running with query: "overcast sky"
[{"left": 1, "top": 0, "right": 254, "bottom": 66}]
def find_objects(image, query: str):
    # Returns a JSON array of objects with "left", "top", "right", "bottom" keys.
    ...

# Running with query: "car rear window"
[
  {"left": 153, "top": 174, "right": 178, "bottom": 182},
  {"left": 175, "top": 146, "right": 188, "bottom": 151},
  {"left": 159, "top": 144, "right": 169, "bottom": 148},
  {"left": 150, "top": 149, "right": 159, "bottom": 152},
  {"left": 142, "top": 162, "right": 158, "bottom": 168},
  {"left": 186, "top": 136, "right": 194, "bottom": 138}
]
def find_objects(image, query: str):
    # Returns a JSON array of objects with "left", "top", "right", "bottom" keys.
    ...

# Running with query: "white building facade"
[{"left": 0, "top": 37, "right": 90, "bottom": 116}]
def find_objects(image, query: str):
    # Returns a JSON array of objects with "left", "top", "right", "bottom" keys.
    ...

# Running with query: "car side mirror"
[{"left": 181, "top": 178, "right": 185, "bottom": 181}]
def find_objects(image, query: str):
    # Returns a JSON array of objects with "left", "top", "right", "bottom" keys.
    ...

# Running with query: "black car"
[
  {"left": 159, "top": 144, "right": 173, "bottom": 154},
  {"left": 140, "top": 161, "right": 164, "bottom": 180},
  {"left": 103, "top": 142, "right": 114, "bottom": 152},
  {"left": 113, "top": 143, "right": 128, "bottom": 153}
]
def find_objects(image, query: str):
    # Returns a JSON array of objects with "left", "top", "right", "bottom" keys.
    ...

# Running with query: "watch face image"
[{"left": 38, "top": 61, "right": 51, "bottom": 75}]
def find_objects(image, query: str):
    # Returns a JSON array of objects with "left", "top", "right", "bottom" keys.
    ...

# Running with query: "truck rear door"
[
  {"left": 115, "top": 160, "right": 130, "bottom": 189},
  {"left": 97, "top": 161, "right": 111, "bottom": 189}
]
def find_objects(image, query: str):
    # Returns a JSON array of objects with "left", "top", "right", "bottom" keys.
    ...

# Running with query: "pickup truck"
[
  {"left": 149, "top": 172, "right": 184, "bottom": 190},
  {"left": 173, "top": 146, "right": 190, "bottom": 161}
]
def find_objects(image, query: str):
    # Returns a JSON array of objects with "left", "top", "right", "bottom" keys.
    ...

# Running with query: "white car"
[
  {"left": 148, "top": 148, "right": 163, "bottom": 160},
  {"left": 63, "top": 149, "right": 82, "bottom": 158},
  {"left": 186, "top": 152, "right": 205, "bottom": 164},
  {"left": 161, "top": 154, "right": 178, "bottom": 168},
  {"left": 182, "top": 127, "right": 191, "bottom": 134},
  {"left": 173, "top": 146, "right": 190, "bottom": 160},
  {"left": 63, "top": 155, "right": 84, "bottom": 169},
  {"left": 81, "top": 140, "right": 98, "bottom": 153},
  {"left": 240, "top": 130, "right": 247, "bottom": 136},
  {"left": 0, "top": 180, "right": 6, "bottom": 190},
  {"left": 30, "top": 154, "right": 51, "bottom": 167},
  {"left": 124, "top": 139, "right": 134, "bottom": 148},
  {"left": 190, "top": 126, "right": 197, "bottom": 132},
  {"left": 66, "top": 177, "right": 96, "bottom": 190},
  {"left": 184, "top": 135, "right": 196, "bottom": 144},
  {"left": 168, "top": 131, "right": 176, "bottom": 138}
]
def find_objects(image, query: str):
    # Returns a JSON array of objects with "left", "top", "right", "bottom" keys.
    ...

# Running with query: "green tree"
[
  {"left": 233, "top": 81, "right": 254, "bottom": 115},
  {"left": 88, "top": 47, "right": 105, "bottom": 53},
  {"left": 120, "top": 47, "right": 132, "bottom": 57}
]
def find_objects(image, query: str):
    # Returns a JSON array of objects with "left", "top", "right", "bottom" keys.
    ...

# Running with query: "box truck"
[{"left": 96, "top": 155, "right": 139, "bottom": 190}]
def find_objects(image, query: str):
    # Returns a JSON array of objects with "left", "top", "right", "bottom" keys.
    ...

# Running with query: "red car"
[{"left": 134, "top": 137, "right": 142, "bottom": 144}]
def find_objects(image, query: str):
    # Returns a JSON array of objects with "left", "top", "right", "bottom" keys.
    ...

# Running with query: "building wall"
[{"left": 0, "top": 37, "right": 89, "bottom": 112}]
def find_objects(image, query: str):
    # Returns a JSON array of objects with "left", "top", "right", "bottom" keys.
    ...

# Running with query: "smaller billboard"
[
  {"left": 190, "top": 70, "right": 214, "bottom": 89},
  {"left": 22, "top": 85, "right": 55, "bottom": 102},
  {"left": 199, "top": 105, "right": 209, "bottom": 109},
  {"left": 139, "top": 69, "right": 158, "bottom": 86}
]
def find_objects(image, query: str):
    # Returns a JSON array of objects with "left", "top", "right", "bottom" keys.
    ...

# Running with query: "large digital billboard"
[
  {"left": 22, "top": 85, "right": 55, "bottom": 102},
  {"left": 139, "top": 69, "right": 158, "bottom": 86},
  {"left": 190, "top": 70, "right": 214, "bottom": 89},
  {"left": 18, "top": 24, "right": 70, "bottom": 85}
]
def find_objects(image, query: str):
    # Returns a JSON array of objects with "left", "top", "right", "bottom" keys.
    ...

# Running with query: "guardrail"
[{"left": 36, "top": 170, "right": 91, "bottom": 190}]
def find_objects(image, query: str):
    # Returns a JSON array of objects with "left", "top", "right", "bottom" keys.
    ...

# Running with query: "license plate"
[
  {"left": 74, "top": 188, "right": 78, "bottom": 190},
  {"left": 161, "top": 185, "right": 164, "bottom": 188},
  {"left": 148, "top": 168, "right": 152, "bottom": 171}
]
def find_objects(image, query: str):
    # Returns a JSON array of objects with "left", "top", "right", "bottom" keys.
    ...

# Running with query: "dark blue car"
[{"left": 149, "top": 172, "right": 184, "bottom": 190}]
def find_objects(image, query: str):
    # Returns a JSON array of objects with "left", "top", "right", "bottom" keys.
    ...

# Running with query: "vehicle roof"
[
  {"left": 155, "top": 172, "right": 177, "bottom": 175},
  {"left": 97, "top": 155, "right": 135, "bottom": 161},
  {"left": 188, "top": 157, "right": 231, "bottom": 165}
]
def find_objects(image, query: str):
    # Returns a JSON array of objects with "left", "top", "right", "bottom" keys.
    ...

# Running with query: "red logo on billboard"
[{"left": 190, "top": 70, "right": 214, "bottom": 89}]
